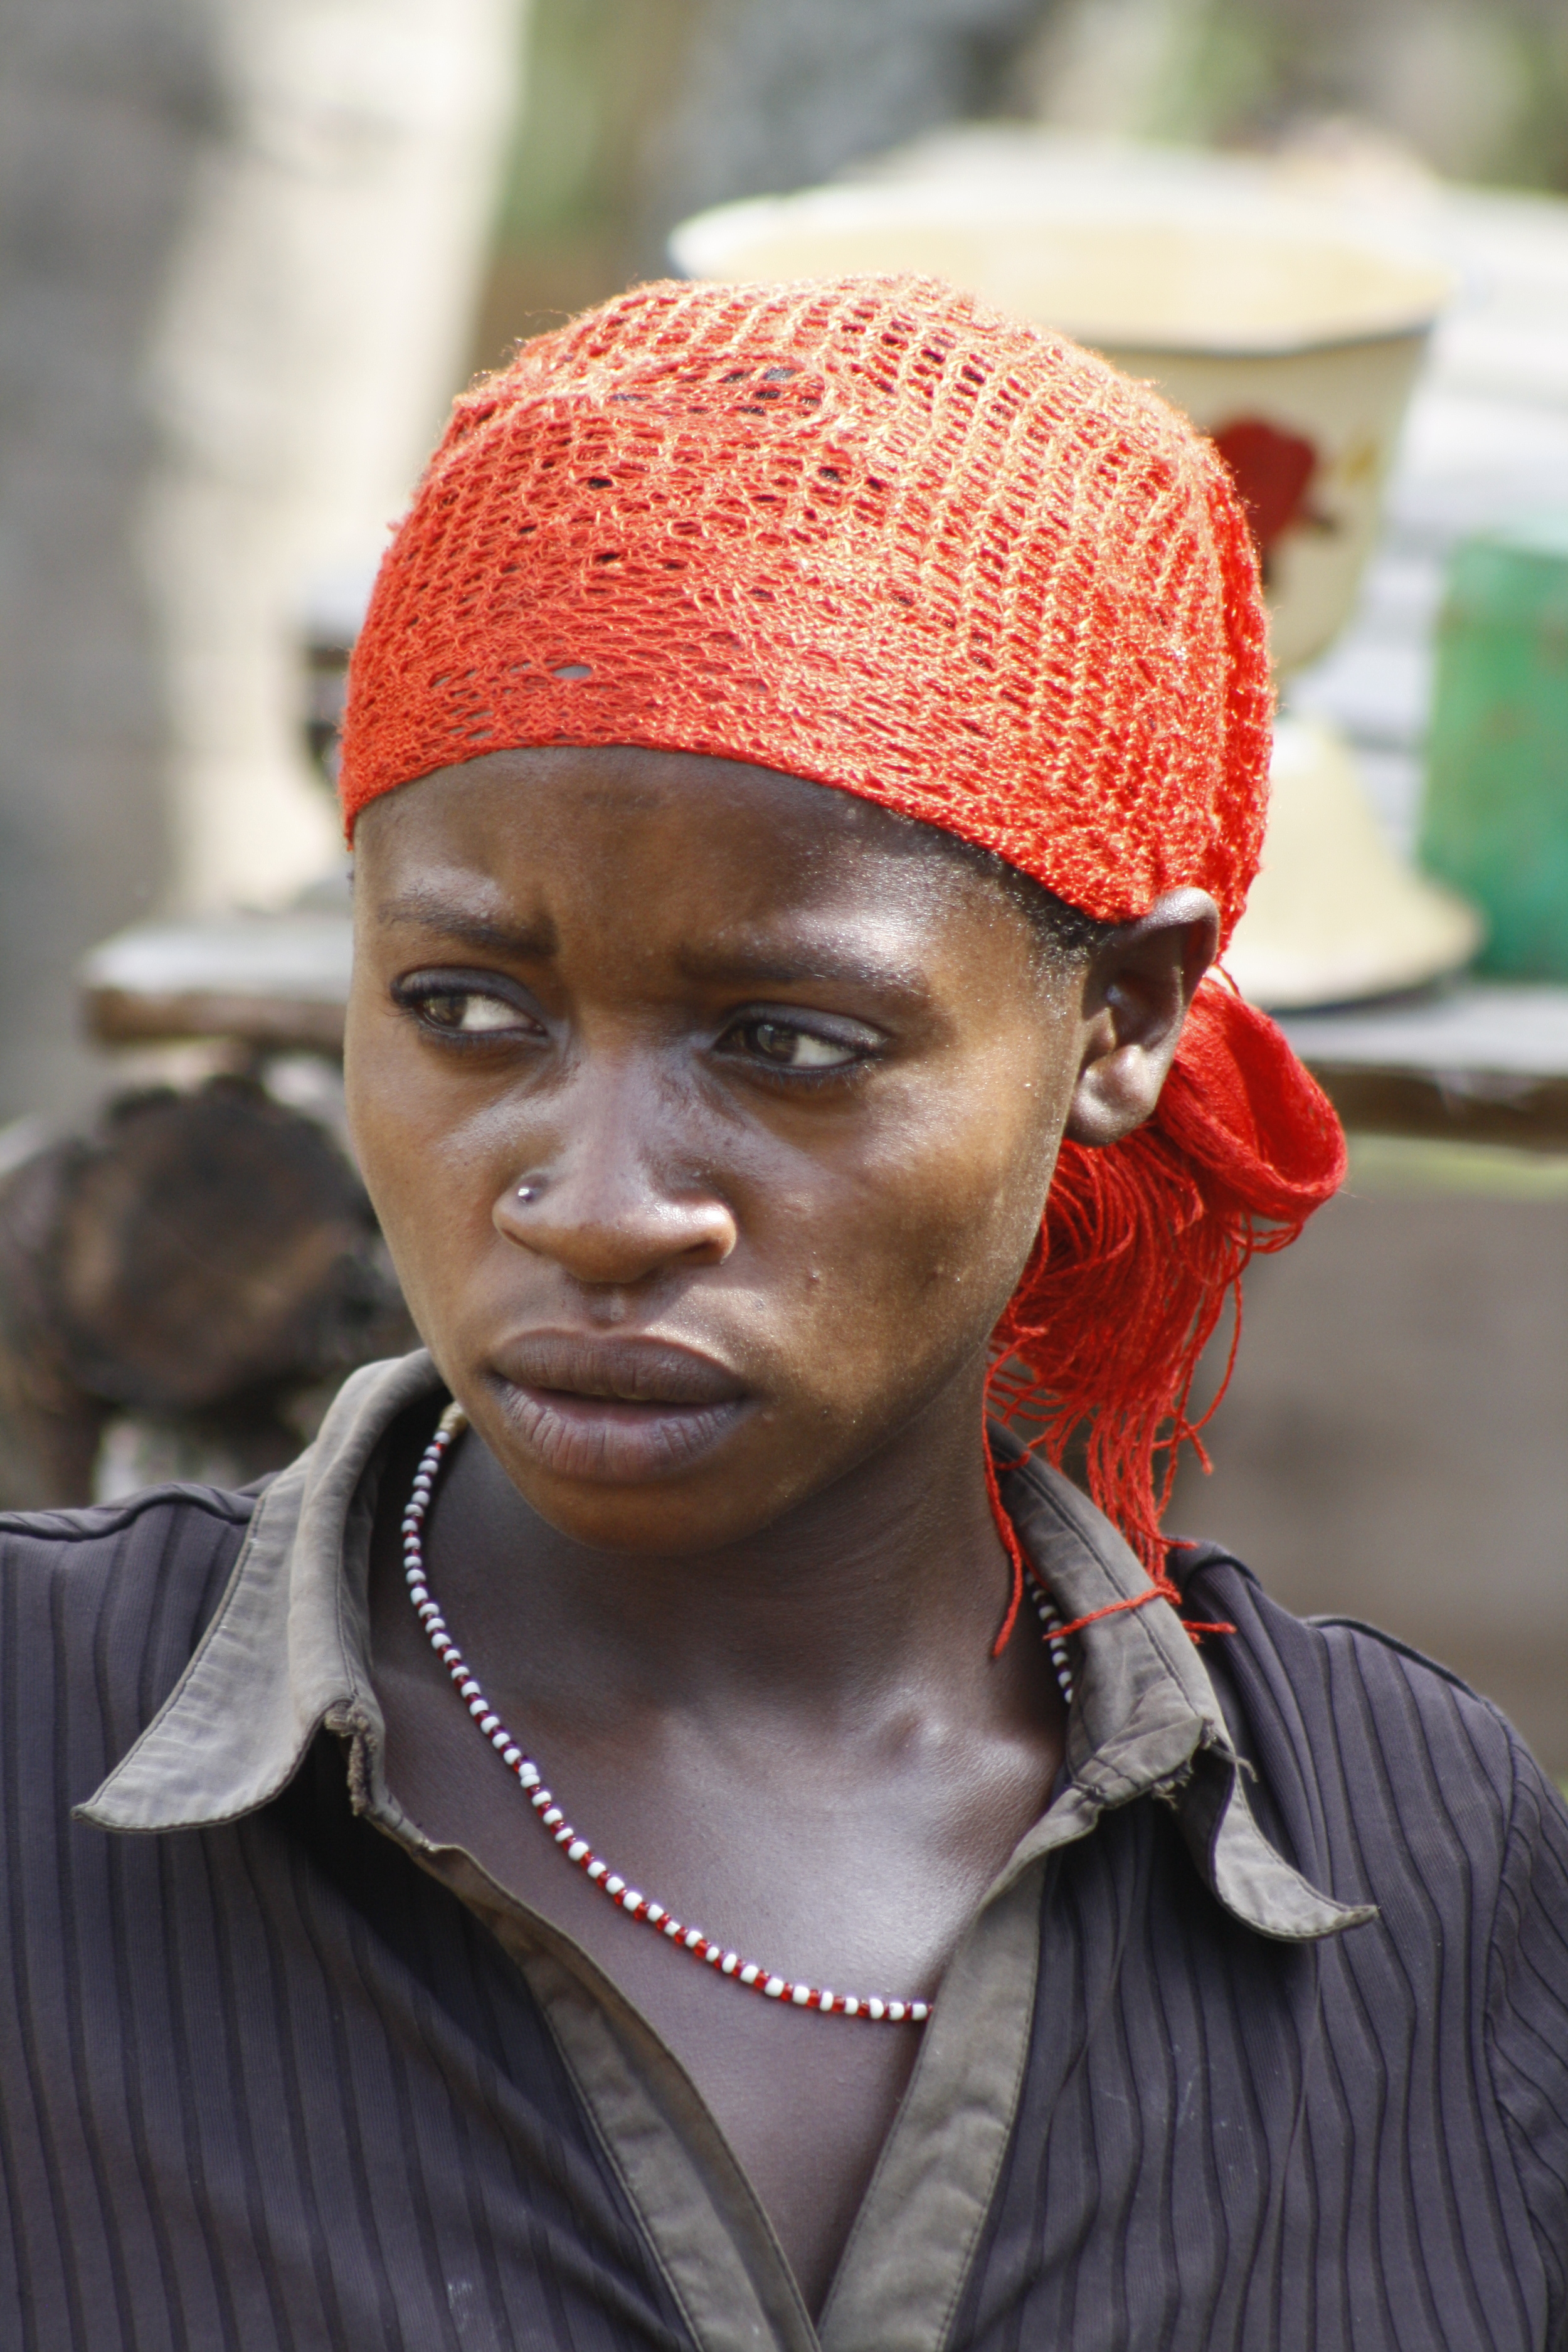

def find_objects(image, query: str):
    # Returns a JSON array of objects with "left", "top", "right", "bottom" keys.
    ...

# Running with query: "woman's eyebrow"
[
  {"left": 374, "top": 890, "right": 557, "bottom": 960},
  {"left": 675, "top": 938, "right": 932, "bottom": 1001}
]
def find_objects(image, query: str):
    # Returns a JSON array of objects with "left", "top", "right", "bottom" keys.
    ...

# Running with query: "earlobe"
[{"left": 1066, "top": 1023, "right": 1180, "bottom": 1148}]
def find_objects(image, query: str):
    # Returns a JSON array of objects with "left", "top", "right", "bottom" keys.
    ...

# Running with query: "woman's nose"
[{"left": 492, "top": 1073, "right": 737, "bottom": 1286}]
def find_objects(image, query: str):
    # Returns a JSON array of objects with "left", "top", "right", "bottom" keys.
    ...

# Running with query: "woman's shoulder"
[
  {"left": 1177, "top": 1540, "right": 1568, "bottom": 2302},
  {"left": 0, "top": 1483, "right": 259, "bottom": 1764},
  {"left": 0, "top": 1479, "right": 258, "bottom": 1587},
  {"left": 1173, "top": 1537, "right": 1568, "bottom": 1983},
  {"left": 1173, "top": 1537, "right": 1552, "bottom": 1824}
]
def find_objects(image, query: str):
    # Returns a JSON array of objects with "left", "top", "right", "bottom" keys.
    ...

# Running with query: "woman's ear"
[{"left": 1066, "top": 889, "right": 1220, "bottom": 1148}]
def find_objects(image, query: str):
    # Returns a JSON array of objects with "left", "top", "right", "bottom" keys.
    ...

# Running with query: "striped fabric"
[
  {"left": 1, "top": 1471, "right": 1565, "bottom": 2347},
  {"left": 0, "top": 1491, "right": 687, "bottom": 2351},
  {"left": 955, "top": 1546, "right": 1568, "bottom": 2349}
]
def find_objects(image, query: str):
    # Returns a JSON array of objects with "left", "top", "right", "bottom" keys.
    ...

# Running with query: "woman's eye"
[
  {"left": 415, "top": 990, "right": 526, "bottom": 1035},
  {"left": 742, "top": 1020, "right": 861, "bottom": 1070}
]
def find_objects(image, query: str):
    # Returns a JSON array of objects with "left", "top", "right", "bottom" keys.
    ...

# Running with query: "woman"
[{"left": 9, "top": 275, "right": 1565, "bottom": 2349}]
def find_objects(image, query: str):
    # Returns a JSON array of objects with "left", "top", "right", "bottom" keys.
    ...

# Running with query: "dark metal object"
[{"left": 0, "top": 1078, "right": 413, "bottom": 1508}]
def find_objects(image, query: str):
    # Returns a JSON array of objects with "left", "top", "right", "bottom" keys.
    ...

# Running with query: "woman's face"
[{"left": 346, "top": 746, "right": 1205, "bottom": 1555}]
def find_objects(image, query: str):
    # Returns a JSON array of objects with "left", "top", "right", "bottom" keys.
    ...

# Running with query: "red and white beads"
[
  {"left": 403, "top": 1402, "right": 1074, "bottom": 2028},
  {"left": 1026, "top": 1566, "right": 1076, "bottom": 1707}
]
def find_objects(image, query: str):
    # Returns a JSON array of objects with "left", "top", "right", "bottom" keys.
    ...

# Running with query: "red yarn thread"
[{"left": 986, "top": 977, "right": 1346, "bottom": 1649}]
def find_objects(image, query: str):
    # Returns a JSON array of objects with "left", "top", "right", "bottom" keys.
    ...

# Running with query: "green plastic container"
[{"left": 1421, "top": 517, "right": 1568, "bottom": 978}]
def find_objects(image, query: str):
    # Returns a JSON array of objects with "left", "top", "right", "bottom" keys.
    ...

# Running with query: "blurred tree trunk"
[
  {"left": 0, "top": 0, "right": 526, "bottom": 1125},
  {"left": 0, "top": 0, "right": 199, "bottom": 1121}
]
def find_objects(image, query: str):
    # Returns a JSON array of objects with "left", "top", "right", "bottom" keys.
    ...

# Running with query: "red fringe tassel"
[{"left": 987, "top": 980, "right": 1346, "bottom": 1654}]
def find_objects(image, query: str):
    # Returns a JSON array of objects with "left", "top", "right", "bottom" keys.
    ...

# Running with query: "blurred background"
[{"left": 2, "top": 0, "right": 1567, "bottom": 1767}]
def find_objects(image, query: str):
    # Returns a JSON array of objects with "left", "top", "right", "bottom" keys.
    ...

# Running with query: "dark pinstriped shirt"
[{"left": 3, "top": 1349, "right": 1565, "bottom": 2349}]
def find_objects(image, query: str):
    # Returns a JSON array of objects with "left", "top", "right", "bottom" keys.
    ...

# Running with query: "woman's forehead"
[
  {"left": 357, "top": 745, "right": 1002, "bottom": 901},
  {"left": 352, "top": 746, "right": 1049, "bottom": 997}
]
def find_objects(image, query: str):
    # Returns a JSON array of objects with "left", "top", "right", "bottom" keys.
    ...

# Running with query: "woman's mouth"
[{"left": 492, "top": 1334, "right": 752, "bottom": 1484}]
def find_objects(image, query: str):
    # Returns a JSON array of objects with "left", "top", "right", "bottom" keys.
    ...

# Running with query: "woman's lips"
[{"left": 492, "top": 1334, "right": 751, "bottom": 1484}]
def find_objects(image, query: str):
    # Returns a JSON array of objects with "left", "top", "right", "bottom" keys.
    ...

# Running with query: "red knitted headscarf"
[{"left": 341, "top": 274, "right": 1345, "bottom": 1630}]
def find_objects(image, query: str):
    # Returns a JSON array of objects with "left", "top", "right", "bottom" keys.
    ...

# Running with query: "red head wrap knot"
[{"left": 990, "top": 980, "right": 1345, "bottom": 1596}]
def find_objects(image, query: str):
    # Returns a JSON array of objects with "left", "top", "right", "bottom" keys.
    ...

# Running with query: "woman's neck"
[{"left": 421, "top": 1372, "right": 1026, "bottom": 1735}]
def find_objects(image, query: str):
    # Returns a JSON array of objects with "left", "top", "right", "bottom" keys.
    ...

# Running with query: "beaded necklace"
[{"left": 402, "top": 1402, "right": 1075, "bottom": 2026}]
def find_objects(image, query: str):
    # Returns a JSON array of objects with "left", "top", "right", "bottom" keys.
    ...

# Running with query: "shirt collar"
[
  {"left": 989, "top": 1433, "right": 1372, "bottom": 1940},
  {"left": 79, "top": 1350, "right": 1370, "bottom": 1943}
]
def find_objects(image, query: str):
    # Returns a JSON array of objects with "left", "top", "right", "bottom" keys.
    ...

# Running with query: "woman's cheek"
[{"left": 792, "top": 1136, "right": 1023, "bottom": 1392}]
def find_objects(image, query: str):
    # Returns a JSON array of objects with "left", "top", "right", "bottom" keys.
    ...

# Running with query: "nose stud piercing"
[{"left": 516, "top": 1184, "right": 538, "bottom": 1204}]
